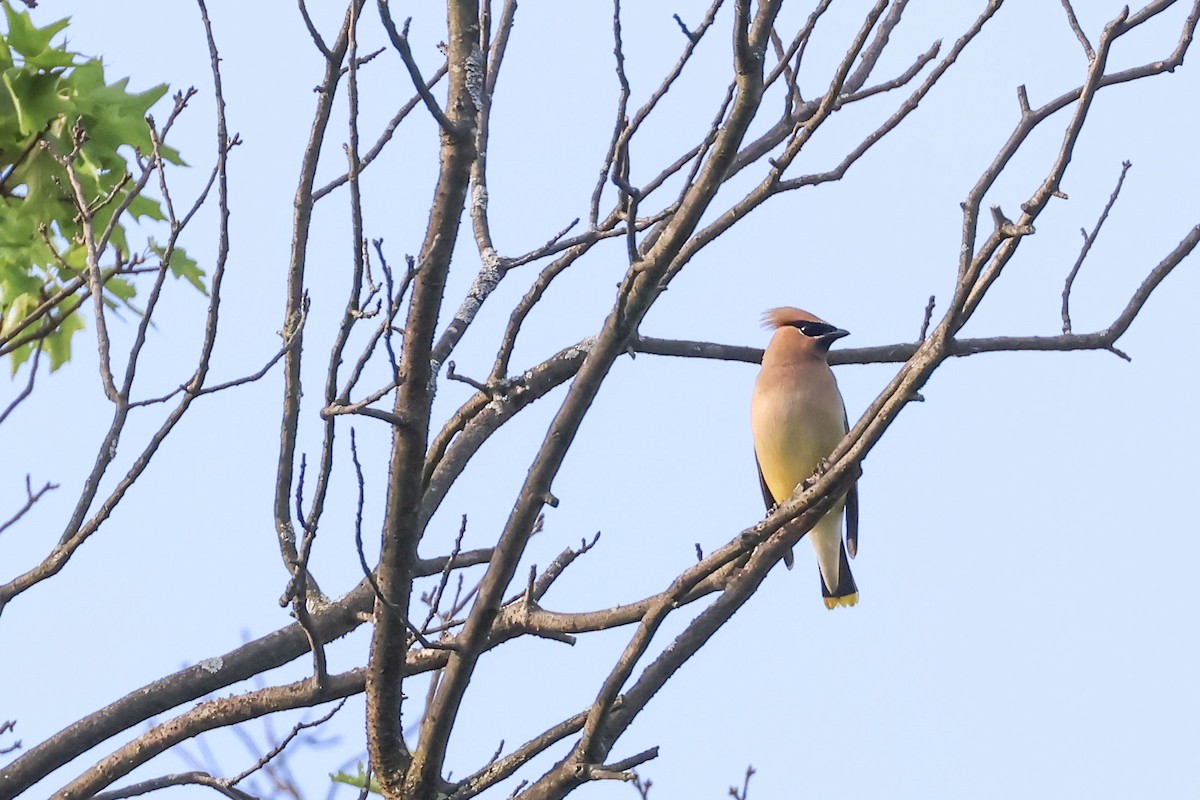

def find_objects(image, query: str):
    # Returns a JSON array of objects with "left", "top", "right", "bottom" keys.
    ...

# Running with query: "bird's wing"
[
  {"left": 845, "top": 482, "right": 859, "bottom": 559},
  {"left": 842, "top": 406, "right": 859, "bottom": 559},
  {"left": 755, "top": 456, "right": 794, "bottom": 570},
  {"left": 755, "top": 456, "right": 775, "bottom": 511}
]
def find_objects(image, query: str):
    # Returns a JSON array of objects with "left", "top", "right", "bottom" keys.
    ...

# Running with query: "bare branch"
[
  {"left": 0, "top": 545, "right": 489, "bottom": 797},
  {"left": 92, "top": 772, "right": 256, "bottom": 800},
  {"left": 298, "top": 0, "right": 332, "bottom": 58},
  {"left": 729, "top": 765, "right": 755, "bottom": 800},
  {"left": 368, "top": 0, "right": 483, "bottom": 791},
  {"left": 1063, "top": 160, "right": 1132, "bottom": 334},
  {"left": 841, "top": 0, "right": 911, "bottom": 96},
  {"left": 0, "top": 346, "right": 42, "bottom": 426},
  {"left": 450, "top": 711, "right": 589, "bottom": 800},
  {"left": 377, "top": 5, "right": 457, "bottom": 133},
  {"left": 313, "top": 63, "right": 449, "bottom": 201},
  {"left": 275, "top": 0, "right": 361, "bottom": 620},
  {"left": 773, "top": 2, "right": 1002, "bottom": 195},
  {"left": 226, "top": 699, "right": 347, "bottom": 787},
  {"left": 919, "top": 296, "right": 937, "bottom": 342},
  {"left": 0, "top": 476, "right": 59, "bottom": 538},
  {"left": 1061, "top": 0, "right": 1096, "bottom": 59},
  {"left": 55, "top": 675, "right": 362, "bottom": 799}
]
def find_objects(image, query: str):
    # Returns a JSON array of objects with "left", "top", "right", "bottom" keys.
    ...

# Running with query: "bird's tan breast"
[{"left": 751, "top": 361, "right": 846, "bottom": 505}]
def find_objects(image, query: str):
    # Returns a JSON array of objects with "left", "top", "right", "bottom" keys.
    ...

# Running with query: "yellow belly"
[{"left": 754, "top": 399, "right": 845, "bottom": 507}]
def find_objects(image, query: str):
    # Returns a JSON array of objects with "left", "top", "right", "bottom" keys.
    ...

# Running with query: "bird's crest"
[{"left": 761, "top": 307, "right": 825, "bottom": 330}]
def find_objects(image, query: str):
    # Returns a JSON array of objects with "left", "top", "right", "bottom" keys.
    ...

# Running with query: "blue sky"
[{"left": 2, "top": 1, "right": 1199, "bottom": 798}]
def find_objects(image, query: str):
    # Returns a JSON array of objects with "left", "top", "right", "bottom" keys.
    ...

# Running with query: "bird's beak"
[{"left": 826, "top": 328, "right": 850, "bottom": 341}]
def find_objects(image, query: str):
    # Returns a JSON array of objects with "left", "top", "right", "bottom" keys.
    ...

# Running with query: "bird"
[{"left": 750, "top": 307, "right": 859, "bottom": 609}]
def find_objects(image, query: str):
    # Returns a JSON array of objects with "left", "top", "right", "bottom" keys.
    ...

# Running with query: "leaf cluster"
[{"left": 0, "top": 0, "right": 200, "bottom": 372}]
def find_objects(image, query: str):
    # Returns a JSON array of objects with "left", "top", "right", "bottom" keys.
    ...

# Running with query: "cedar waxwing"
[{"left": 751, "top": 307, "right": 859, "bottom": 609}]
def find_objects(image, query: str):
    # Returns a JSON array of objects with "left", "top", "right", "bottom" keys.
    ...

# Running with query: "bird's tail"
[{"left": 819, "top": 542, "right": 858, "bottom": 609}]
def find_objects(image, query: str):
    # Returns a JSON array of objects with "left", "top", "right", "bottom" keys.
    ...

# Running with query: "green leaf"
[
  {"left": 150, "top": 240, "right": 207, "bottom": 294},
  {"left": 22, "top": 46, "right": 75, "bottom": 71},
  {"left": 127, "top": 194, "right": 166, "bottom": 222},
  {"left": 105, "top": 275, "right": 136, "bottom": 302},
  {"left": 69, "top": 61, "right": 169, "bottom": 157},
  {"left": 62, "top": 243, "right": 88, "bottom": 273},
  {"left": 157, "top": 141, "right": 185, "bottom": 167},
  {"left": 2, "top": 5, "right": 69, "bottom": 61},
  {"left": 1, "top": 289, "right": 39, "bottom": 333},
  {"left": 0, "top": 27, "right": 12, "bottom": 70},
  {"left": 1, "top": 68, "right": 71, "bottom": 135},
  {"left": 43, "top": 306, "right": 84, "bottom": 371},
  {"left": 330, "top": 764, "right": 381, "bottom": 795},
  {"left": 8, "top": 340, "right": 32, "bottom": 373}
]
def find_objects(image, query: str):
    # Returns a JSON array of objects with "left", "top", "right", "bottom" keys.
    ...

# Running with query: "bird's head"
[{"left": 762, "top": 307, "right": 849, "bottom": 356}]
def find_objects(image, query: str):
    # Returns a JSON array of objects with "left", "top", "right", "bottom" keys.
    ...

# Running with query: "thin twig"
[
  {"left": 91, "top": 772, "right": 256, "bottom": 800},
  {"left": 1061, "top": 0, "right": 1096, "bottom": 59},
  {"left": 275, "top": 0, "right": 360, "bottom": 606},
  {"left": 323, "top": 380, "right": 400, "bottom": 418},
  {"left": 0, "top": 476, "right": 59, "bottom": 537},
  {"left": 0, "top": 346, "right": 42, "bottom": 426},
  {"left": 918, "top": 295, "right": 936, "bottom": 342},
  {"left": 420, "top": 515, "right": 468, "bottom": 634},
  {"left": 446, "top": 361, "right": 491, "bottom": 393},
  {"left": 1063, "top": 160, "right": 1131, "bottom": 333},
  {"left": 377, "top": 4, "right": 457, "bottom": 132},
  {"left": 298, "top": 0, "right": 332, "bottom": 57},
  {"left": 350, "top": 430, "right": 444, "bottom": 651},
  {"left": 226, "top": 700, "right": 347, "bottom": 786},
  {"left": 313, "top": 63, "right": 449, "bottom": 201},
  {"left": 729, "top": 765, "right": 755, "bottom": 800}
]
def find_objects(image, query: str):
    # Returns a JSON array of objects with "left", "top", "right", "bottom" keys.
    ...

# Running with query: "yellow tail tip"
[{"left": 823, "top": 592, "right": 859, "bottom": 610}]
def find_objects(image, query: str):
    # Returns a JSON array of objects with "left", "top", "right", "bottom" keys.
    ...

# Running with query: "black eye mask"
[{"left": 793, "top": 321, "right": 840, "bottom": 338}]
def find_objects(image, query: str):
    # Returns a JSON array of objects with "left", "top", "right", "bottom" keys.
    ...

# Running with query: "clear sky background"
[{"left": 3, "top": 1, "right": 1199, "bottom": 798}]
